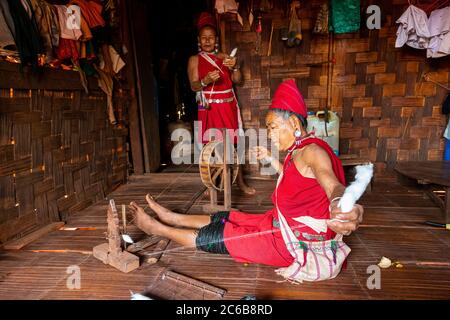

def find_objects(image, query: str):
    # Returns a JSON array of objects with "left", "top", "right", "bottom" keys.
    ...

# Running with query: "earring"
[
  {"left": 214, "top": 37, "right": 219, "bottom": 54},
  {"left": 294, "top": 129, "right": 302, "bottom": 146},
  {"left": 198, "top": 43, "right": 202, "bottom": 52}
]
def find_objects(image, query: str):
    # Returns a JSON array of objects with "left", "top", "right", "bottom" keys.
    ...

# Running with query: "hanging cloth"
[
  {"left": 395, "top": 5, "right": 430, "bottom": 49},
  {"left": 330, "top": 0, "right": 360, "bottom": 34},
  {"left": 54, "top": 5, "right": 82, "bottom": 40},
  {"left": 69, "top": 0, "right": 105, "bottom": 29},
  {"left": 287, "top": 1, "right": 302, "bottom": 47},
  {"left": 427, "top": 6, "right": 450, "bottom": 58},
  {"left": 313, "top": 3, "right": 329, "bottom": 34},
  {"left": 6, "top": 0, "right": 42, "bottom": 71},
  {"left": 215, "top": 0, "right": 243, "bottom": 27},
  {"left": 0, "top": 2, "right": 15, "bottom": 49},
  {"left": 0, "top": 0, "right": 15, "bottom": 36},
  {"left": 28, "top": 0, "right": 60, "bottom": 63},
  {"left": 95, "top": 65, "right": 116, "bottom": 124}
]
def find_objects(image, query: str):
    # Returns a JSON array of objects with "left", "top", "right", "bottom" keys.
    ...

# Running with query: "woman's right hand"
[
  {"left": 203, "top": 70, "right": 220, "bottom": 85},
  {"left": 251, "top": 146, "right": 271, "bottom": 161}
]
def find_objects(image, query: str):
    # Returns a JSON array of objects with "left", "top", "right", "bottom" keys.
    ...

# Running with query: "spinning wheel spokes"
[{"left": 199, "top": 140, "right": 239, "bottom": 192}]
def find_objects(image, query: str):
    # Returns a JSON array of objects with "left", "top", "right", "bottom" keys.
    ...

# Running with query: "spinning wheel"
[
  {"left": 199, "top": 140, "right": 239, "bottom": 191},
  {"left": 198, "top": 135, "right": 240, "bottom": 213}
]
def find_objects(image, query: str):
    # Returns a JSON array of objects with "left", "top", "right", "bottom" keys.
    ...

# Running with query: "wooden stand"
[
  {"left": 93, "top": 200, "right": 139, "bottom": 273},
  {"left": 202, "top": 129, "right": 235, "bottom": 214}
]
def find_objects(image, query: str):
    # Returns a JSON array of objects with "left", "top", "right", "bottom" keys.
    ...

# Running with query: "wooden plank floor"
[{"left": 1, "top": 167, "right": 450, "bottom": 300}]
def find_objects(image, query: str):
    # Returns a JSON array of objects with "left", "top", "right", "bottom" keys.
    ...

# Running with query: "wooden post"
[
  {"left": 120, "top": 0, "right": 144, "bottom": 174},
  {"left": 446, "top": 187, "right": 450, "bottom": 225},
  {"left": 223, "top": 129, "right": 231, "bottom": 210}
]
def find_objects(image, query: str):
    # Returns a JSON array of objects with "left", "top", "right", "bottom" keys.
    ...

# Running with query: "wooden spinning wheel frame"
[{"left": 199, "top": 140, "right": 240, "bottom": 191}]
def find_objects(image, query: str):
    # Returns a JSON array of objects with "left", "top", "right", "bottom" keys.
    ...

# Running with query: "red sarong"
[{"left": 197, "top": 52, "right": 240, "bottom": 144}]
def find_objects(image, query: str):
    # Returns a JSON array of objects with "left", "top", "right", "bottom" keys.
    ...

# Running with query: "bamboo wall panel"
[
  {"left": 0, "top": 65, "right": 129, "bottom": 244},
  {"left": 225, "top": 0, "right": 449, "bottom": 175}
]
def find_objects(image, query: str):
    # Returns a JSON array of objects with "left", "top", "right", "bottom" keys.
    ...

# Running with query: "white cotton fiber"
[
  {"left": 130, "top": 291, "right": 153, "bottom": 300},
  {"left": 339, "top": 164, "right": 374, "bottom": 213}
]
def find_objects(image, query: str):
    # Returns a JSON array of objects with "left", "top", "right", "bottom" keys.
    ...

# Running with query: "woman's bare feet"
[
  {"left": 237, "top": 166, "right": 256, "bottom": 195},
  {"left": 238, "top": 182, "right": 256, "bottom": 195},
  {"left": 129, "top": 201, "right": 164, "bottom": 235},
  {"left": 145, "top": 194, "right": 180, "bottom": 226}
]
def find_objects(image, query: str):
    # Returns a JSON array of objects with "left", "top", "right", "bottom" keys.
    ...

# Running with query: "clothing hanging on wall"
[
  {"left": 70, "top": 0, "right": 105, "bottom": 29},
  {"left": 6, "top": 0, "right": 42, "bottom": 71},
  {"left": 0, "top": 2, "right": 15, "bottom": 49},
  {"left": 427, "top": 6, "right": 450, "bottom": 58},
  {"left": 395, "top": 5, "right": 430, "bottom": 49},
  {"left": 54, "top": 5, "right": 82, "bottom": 40},
  {"left": 0, "top": 0, "right": 15, "bottom": 37},
  {"left": 330, "top": 0, "right": 360, "bottom": 34},
  {"left": 313, "top": 3, "right": 329, "bottom": 35},
  {"left": 29, "top": 0, "right": 60, "bottom": 63}
]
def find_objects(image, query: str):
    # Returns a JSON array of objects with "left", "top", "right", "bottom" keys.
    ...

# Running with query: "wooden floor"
[{"left": 1, "top": 166, "right": 450, "bottom": 300}]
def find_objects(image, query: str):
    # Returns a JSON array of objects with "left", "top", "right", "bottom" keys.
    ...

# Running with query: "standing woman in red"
[{"left": 187, "top": 12, "right": 255, "bottom": 195}]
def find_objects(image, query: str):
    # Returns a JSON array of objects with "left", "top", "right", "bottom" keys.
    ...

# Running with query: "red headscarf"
[
  {"left": 197, "top": 12, "right": 216, "bottom": 31},
  {"left": 270, "top": 79, "right": 307, "bottom": 118}
]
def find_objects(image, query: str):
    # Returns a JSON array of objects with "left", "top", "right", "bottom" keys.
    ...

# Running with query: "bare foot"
[
  {"left": 238, "top": 183, "right": 256, "bottom": 195},
  {"left": 129, "top": 201, "right": 163, "bottom": 235},
  {"left": 145, "top": 194, "right": 180, "bottom": 226}
]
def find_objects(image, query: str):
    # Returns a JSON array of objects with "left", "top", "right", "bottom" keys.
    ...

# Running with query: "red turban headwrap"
[
  {"left": 197, "top": 12, "right": 216, "bottom": 31},
  {"left": 270, "top": 79, "right": 307, "bottom": 118}
]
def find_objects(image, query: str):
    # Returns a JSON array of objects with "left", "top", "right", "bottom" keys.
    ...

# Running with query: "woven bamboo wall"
[
  {"left": 224, "top": 0, "right": 449, "bottom": 175},
  {"left": 0, "top": 62, "right": 129, "bottom": 243}
]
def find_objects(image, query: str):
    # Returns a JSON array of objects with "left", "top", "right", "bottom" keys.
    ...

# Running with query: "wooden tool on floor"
[
  {"left": 93, "top": 199, "right": 139, "bottom": 273},
  {"left": 126, "top": 235, "right": 162, "bottom": 253},
  {"left": 199, "top": 129, "right": 239, "bottom": 213},
  {"left": 145, "top": 270, "right": 227, "bottom": 300}
]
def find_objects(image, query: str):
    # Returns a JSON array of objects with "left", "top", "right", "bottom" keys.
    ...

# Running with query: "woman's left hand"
[
  {"left": 223, "top": 56, "right": 237, "bottom": 69},
  {"left": 327, "top": 204, "right": 364, "bottom": 236}
]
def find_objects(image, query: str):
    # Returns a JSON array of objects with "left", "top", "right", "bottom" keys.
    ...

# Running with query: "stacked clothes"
[{"left": 396, "top": 4, "right": 450, "bottom": 58}]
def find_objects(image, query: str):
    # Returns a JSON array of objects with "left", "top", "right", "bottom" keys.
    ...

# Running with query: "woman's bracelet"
[
  {"left": 200, "top": 79, "right": 207, "bottom": 87},
  {"left": 329, "top": 197, "right": 342, "bottom": 211}
]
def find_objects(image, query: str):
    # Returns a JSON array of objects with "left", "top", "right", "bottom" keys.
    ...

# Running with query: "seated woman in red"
[{"left": 129, "top": 80, "right": 364, "bottom": 281}]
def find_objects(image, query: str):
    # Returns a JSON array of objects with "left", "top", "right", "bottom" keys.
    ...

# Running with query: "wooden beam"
[
  {"left": 2, "top": 222, "right": 65, "bottom": 250},
  {"left": 0, "top": 61, "right": 97, "bottom": 90},
  {"left": 446, "top": 187, "right": 450, "bottom": 225},
  {"left": 121, "top": 0, "right": 144, "bottom": 174},
  {"left": 128, "top": 0, "right": 161, "bottom": 172}
]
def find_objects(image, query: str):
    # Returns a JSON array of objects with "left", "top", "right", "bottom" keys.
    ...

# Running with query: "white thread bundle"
[
  {"left": 339, "top": 163, "right": 374, "bottom": 213},
  {"left": 130, "top": 291, "right": 152, "bottom": 300}
]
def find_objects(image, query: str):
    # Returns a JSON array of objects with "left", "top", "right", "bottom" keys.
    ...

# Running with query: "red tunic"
[
  {"left": 197, "top": 52, "right": 240, "bottom": 144},
  {"left": 223, "top": 137, "right": 346, "bottom": 267}
]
